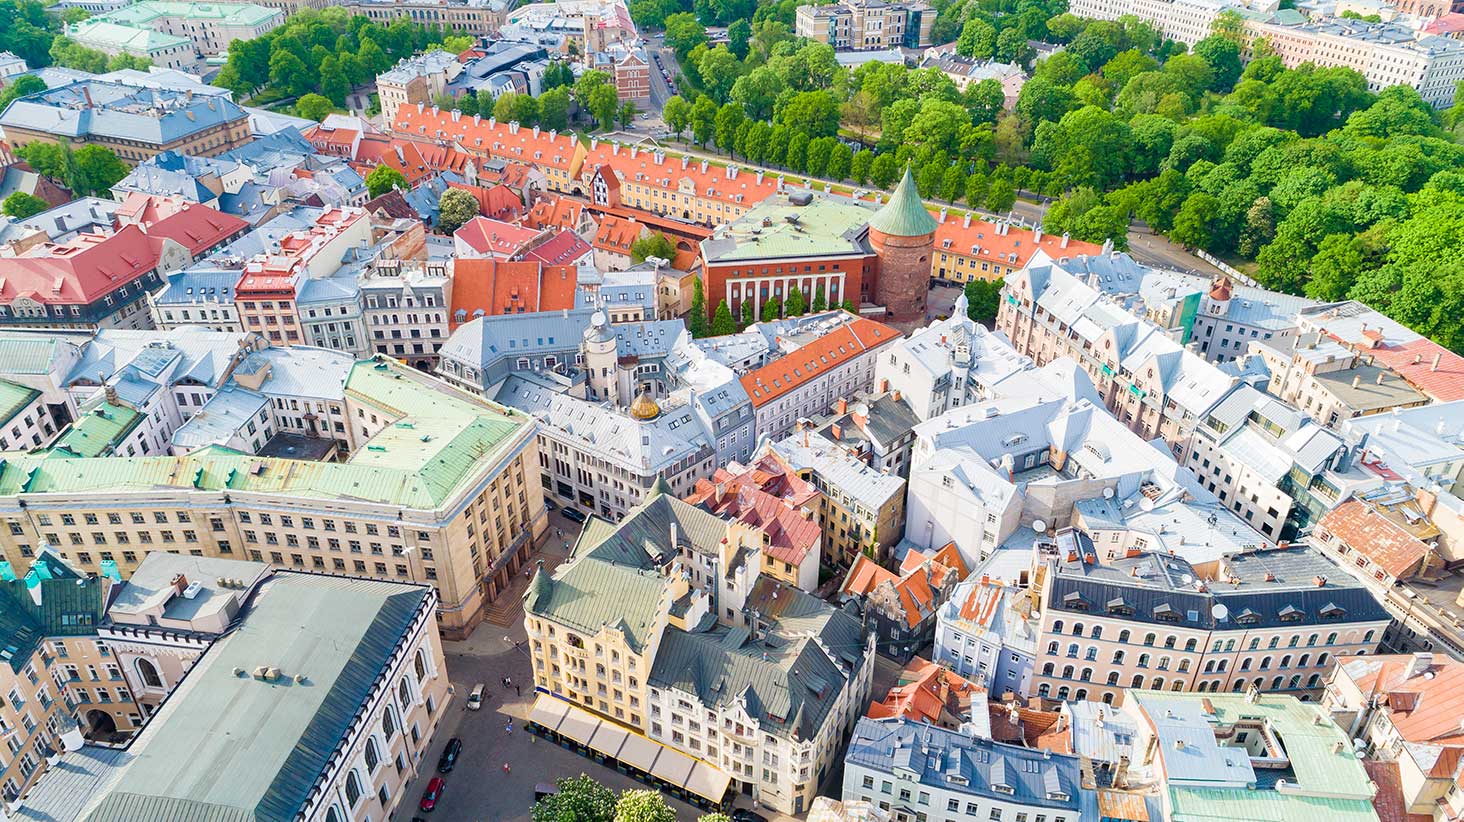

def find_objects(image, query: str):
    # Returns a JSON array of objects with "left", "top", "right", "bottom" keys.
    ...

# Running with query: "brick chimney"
[{"left": 170, "top": 573, "right": 189, "bottom": 596}]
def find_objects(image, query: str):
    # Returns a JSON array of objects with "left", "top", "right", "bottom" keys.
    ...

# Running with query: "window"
[
  {"left": 364, "top": 738, "right": 381, "bottom": 772},
  {"left": 134, "top": 658, "right": 162, "bottom": 689},
  {"left": 345, "top": 770, "right": 363, "bottom": 807}
]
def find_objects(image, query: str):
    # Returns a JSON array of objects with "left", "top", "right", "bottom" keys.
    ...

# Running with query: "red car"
[{"left": 419, "top": 777, "right": 445, "bottom": 812}]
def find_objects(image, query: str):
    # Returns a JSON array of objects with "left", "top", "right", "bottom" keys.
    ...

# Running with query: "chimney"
[
  {"left": 1034, "top": 226, "right": 1043, "bottom": 243},
  {"left": 1377, "top": 372, "right": 1387, "bottom": 385},
  {"left": 757, "top": 169, "right": 764, "bottom": 184},
  {"left": 451, "top": 109, "right": 461, "bottom": 122},
  {"left": 81, "top": 86, "right": 94, "bottom": 109},
  {"left": 1406, "top": 652, "right": 1433, "bottom": 679},
  {"left": 837, "top": 398, "right": 848, "bottom": 414},
  {"left": 1313, "top": 575, "right": 1327, "bottom": 587},
  {"left": 1061, "top": 233, "right": 1070, "bottom": 249},
  {"left": 170, "top": 573, "right": 189, "bottom": 597},
  {"left": 892, "top": 389, "right": 902, "bottom": 403},
  {"left": 714, "top": 482, "right": 726, "bottom": 504},
  {"left": 1433, "top": 352, "right": 1443, "bottom": 372},
  {"left": 831, "top": 424, "right": 842, "bottom": 440},
  {"left": 1352, "top": 375, "right": 1361, "bottom": 389},
  {"left": 879, "top": 379, "right": 889, "bottom": 392},
  {"left": 700, "top": 160, "right": 709, "bottom": 173}
]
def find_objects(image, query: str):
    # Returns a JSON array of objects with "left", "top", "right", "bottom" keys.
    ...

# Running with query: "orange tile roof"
[
  {"left": 594, "top": 214, "right": 643, "bottom": 254},
  {"left": 842, "top": 543, "right": 967, "bottom": 630},
  {"left": 933, "top": 217, "right": 1104, "bottom": 271},
  {"left": 1318, "top": 498, "right": 1432, "bottom": 579},
  {"left": 522, "top": 196, "right": 585, "bottom": 233},
  {"left": 1371, "top": 339, "right": 1464, "bottom": 402},
  {"left": 685, "top": 455, "right": 820, "bottom": 509},
  {"left": 580, "top": 142, "right": 780, "bottom": 208},
  {"left": 354, "top": 136, "right": 434, "bottom": 187},
  {"left": 522, "top": 230, "right": 590, "bottom": 266},
  {"left": 740, "top": 317, "right": 900, "bottom": 407},
  {"left": 706, "top": 485, "right": 820, "bottom": 566},
  {"left": 447, "top": 181, "right": 522, "bottom": 221},
  {"left": 392, "top": 107, "right": 579, "bottom": 171},
  {"left": 448, "top": 258, "right": 576, "bottom": 325},
  {"left": 144, "top": 202, "right": 248, "bottom": 257},
  {"left": 866, "top": 657, "right": 983, "bottom": 725},
  {"left": 1340, "top": 655, "right": 1464, "bottom": 762}
]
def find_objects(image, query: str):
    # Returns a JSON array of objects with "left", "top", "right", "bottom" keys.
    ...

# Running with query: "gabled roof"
[
  {"left": 1318, "top": 498, "right": 1433, "bottom": 579},
  {"left": 142, "top": 202, "right": 248, "bottom": 256},
  {"left": 449, "top": 257, "right": 576, "bottom": 324},
  {"left": 866, "top": 657, "right": 984, "bottom": 727},
  {"left": 0, "top": 224, "right": 162, "bottom": 306},
  {"left": 740, "top": 316, "right": 900, "bottom": 407},
  {"left": 453, "top": 215, "right": 540, "bottom": 257},
  {"left": 843, "top": 542, "right": 967, "bottom": 629},
  {"left": 522, "top": 229, "right": 590, "bottom": 266}
]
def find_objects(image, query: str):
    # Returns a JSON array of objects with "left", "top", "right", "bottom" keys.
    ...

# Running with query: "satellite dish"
[
  {"left": 1212, "top": 604, "right": 1229, "bottom": 620},
  {"left": 1103, "top": 487, "right": 1115, "bottom": 499},
  {"left": 1032, "top": 519, "right": 1047, "bottom": 533},
  {"left": 1180, "top": 574, "right": 1193, "bottom": 585}
]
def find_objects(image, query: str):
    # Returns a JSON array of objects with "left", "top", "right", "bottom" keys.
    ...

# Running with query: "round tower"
[
  {"left": 1206, "top": 276, "right": 1233, "bottom": 318},
  {"left": 582, "top": 310, "right": 617, "bottom": 403},
  {"left": 868, "top": 167, "right": 939, "bottom": 322}
]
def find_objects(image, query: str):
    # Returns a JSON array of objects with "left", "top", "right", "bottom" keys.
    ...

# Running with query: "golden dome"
[{"left": 629, "top": 389, "right": 660, "bottom": 420}]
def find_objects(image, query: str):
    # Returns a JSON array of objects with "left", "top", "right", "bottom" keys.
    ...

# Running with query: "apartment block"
[
  {"left": 1247, "top": 17, "right": 1464, "bottom": 108},
  {"left": 764, "top": 431, "right": 906, "bottom": 568},
  {"left": 796, "top": 0, "right": 936, "bottom": 50}
]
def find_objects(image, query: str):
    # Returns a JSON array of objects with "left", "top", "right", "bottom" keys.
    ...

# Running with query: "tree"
[
  {"left": 1193, "top": 35, "right": 1243, "bottom": 93},
  {"left": 631, "top": 232, "right": 675, "bottom": 263},
  {"left": 870, "top": 153, "right": 899, "bottom": 189},
  {"left": 69, "top": 145, "right": 126, "bottom": 197},
  {"left": 712, "top": 300, "right": 737, "bottom": 335},
  {"left": 539, "top": 87, "right": 571, "bottom": 131},
  {"left": 761, "top": 296, "right": 783, "bottom": 322},
  {"left": 614, "top": 790, "right": 677, "bottom": 822},
  {"left": 691, "top": 96, "right": 717, "bottom": 145},
  {"left": 698, "top": 46, "right": 741, "bottom": 103},
  {"left": 0, "top": 75, "right": 45, "bottom": 113},
  {"left": 812, "top": 283, "right": 827, "bottom": 312},
  {"left": 698, "top": 815, "right": 732, "bottom": 822},
  {"left": 617, "top": 100, "right": 637, "bottom": 129},
  {"left": 295, "top": 93, "right": 333, "bottom": 121},
  {"left": 996, "top": 26, "right": 1035, "bottom": 66},
  {"left": 1171, "top": 192, "right": 1220, "bottom": 249},
  {"left": 688, "top": 278, "right": 708, "bottom": 338},
  {"left": 727, "top": 18, "right": 751, "bottom": 60},
  {"left": 15, "top": 142, "right": 67, "bottom": 182},
  {"left": 366, "top": 165, "right": 408, "bottom": 199},
  {"left": 588, "top": 84, "right": 619, "bottom": 130},
  {"left": 436, "top": 187, "right": 480, "bottom": 232},
  {"left": 714, "top": 103, "right": 744, "bottom": 155},
  {"left": 778, "top": 90, "right": 840, "bottom": 138},
  {"left": 785, "top": 285, "right": 807, "bottom": 316},
  {"left": 956, "top": 18, "right": 996, "bottom": 60},
  {"left": 664, "top": 12, "right": 707, "bottom": 58},
  {"left": 851, "top": 149, "right": 874, "bottom": 185},
  {"left": 530, "top": 775, "right": 614, "bottom": 822},
  {"left": 986, "top": 177, "right": 1016, "bottom": 211},
  {"left": 268, "top": 49, "right": 312, "bottom": 97},
  {"left": 663, "top": 95, "right": 692, "bottom": 140},
  {"left": 964, "top": 277, "right": 1003, "bottom": 324},
  {"left": 2, "top": 191, "right": 47, "bottom": 219},
  {"left": 841, "top": 299, "right": 857, "bottom": 313},
  {"left": 825, "top": 142, "right": 853, "bottom": 181}
]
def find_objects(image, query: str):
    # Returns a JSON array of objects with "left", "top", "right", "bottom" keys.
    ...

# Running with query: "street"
[{"left": 396, "top": 509, "right": 702, "bottom": 821}]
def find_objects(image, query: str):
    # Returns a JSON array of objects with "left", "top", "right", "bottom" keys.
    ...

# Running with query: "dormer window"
[{"left": 1279, "top": 605, "right": 1304, "bottom": 622}]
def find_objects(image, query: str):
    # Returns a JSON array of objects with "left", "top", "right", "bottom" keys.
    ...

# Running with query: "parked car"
[
  {"left": 436, "top": 737, "right": 462, "bottom": 773},
  {"left": 419, "top": 777, "right": 446, "bottom": 812},
  {"left": 561, "top": 507, "right": 587, "bottom": 523},
  {"left": 544, "top": 498, "right": 558, "bottom": 512},
  {"left": 467, "top": 683, "right": 485, "bottom": 710},
  {"left": 731, "top": 811, "right": 768, "bottom": 822}
]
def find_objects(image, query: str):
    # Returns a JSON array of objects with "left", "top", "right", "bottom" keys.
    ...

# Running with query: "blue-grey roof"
[
  {"left": 19, "top": 198, "right": 118, "bottom": 241},
  {"left": 846, "top": 717, "right": 1082, "bottom": 811},
  {"left": 153, "top": 267, "right": 240, "bottom": 305},
  {"left": 12, "top": 746, "right": 134, "bottom": 822},
  {"left": 80, "top": 573, "right": 431, "bottom": 822},
  {"left": 1, "top": 80, "right": 247, "bottom": 145},
  {"left": 1048, "top": 541, "right": 1389, "bottom": 631},
  {"left": 171, "top": 386, "right": 269, "bottom": 450},
  {"left": 294, "top": 275, "right": 360, "bottom": 307}
]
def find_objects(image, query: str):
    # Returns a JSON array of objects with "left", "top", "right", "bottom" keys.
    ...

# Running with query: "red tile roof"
[
  {"left": 0, "top": 225, "right": 162, "bottom": 306},
  {"left": 1370, "top": 339, "right": 1464, "bottom": 402},
  {"left": 447, "top": 181, "right": 522, "bottom": 221},
  {"left": 448, "top": 258, "right": 577, "bottom": 325},
  {"left": 392, "top": 108, "right": 580, "bottom": 171},
  {"left": 866, "top": 657, "right": 983, "bottom": 726},
  {"left": 523, "top": 196, "right": 585, "bottom": 233},
  {"left": 695, "top": 484, "right": 820, "bottom": 566},
  {"left": 740, "top": 317, "right": 901, "bottom": 407},
  {"left": 594, "top": 214, "right": 643, "bottom": 254},
  {"left": 1364, "top": 760, "right": 1434, "bottom": 822},
  {"left": 1340, "top": 654, "right": 1464, "bottom": 766},
  {"left": 522, "top": 229, "right": 591, "bottom": 267},
  {"left": 143, "top": 202, "right": 248, "bottom": 257},
  {"left": 934, "top": 217, "right": 1104, "bottom": 271},
  {"left": 453, "top": 216, "right": 542, "bottom": 257},
  {"left": 579, "top": 143, "right": 779, "bottom": 208},
  {"left": 842, "top": 542, "right": 967, "bottom": 630},
  {"left": 1318, "top": 498, "right": 1433, "bottom": 579},
  {"left": 353, "top": 136, "right": 435, "bottom": 187},
  {"left": 685, "top": 455, "right": 821, "bottom": 510}
]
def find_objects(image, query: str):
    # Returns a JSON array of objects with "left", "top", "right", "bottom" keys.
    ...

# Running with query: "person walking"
[
  {"left": 503, "top": 763, "right": 511, "bottom": 774},
  {"left": 515, "top": 684, "right": 521, "bottom": 697}
]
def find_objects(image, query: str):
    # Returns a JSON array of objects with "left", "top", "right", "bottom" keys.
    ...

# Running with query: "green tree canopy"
[
  {"left": 366, "top": 164, "right": 408, "bottom": 199},
  {"left": 436, "top": 187, "right": 480, "bottom": 232},
  {"left": 2, "top": 191, "right": 47, "bottom": 219}
]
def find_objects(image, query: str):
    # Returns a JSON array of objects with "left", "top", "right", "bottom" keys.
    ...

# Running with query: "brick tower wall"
[{"left": 869, "top": 226, "right": 934, "bottom": 322}]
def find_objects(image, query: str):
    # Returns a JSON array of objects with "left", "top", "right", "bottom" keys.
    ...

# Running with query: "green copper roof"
[
  {"left": 869, "top": 167, "right": 938, "bottom": 237},
  {"left": 0, "top": 379, "right": 38, "bottom": 428},
  {"left": 99, "top": 0, "right": 281, "bottom": 27},
  {"left": 51, "top": 401, "right": 142, "bottom": 458},
  {"left": 0, "top": 550, "right": 104, "bottom": 672},
  {"left": 1, "top": 359, "right": 530, "bottom": 511},
  {"left": 84, "top": 573, "right": 428, "bottom": 822}
]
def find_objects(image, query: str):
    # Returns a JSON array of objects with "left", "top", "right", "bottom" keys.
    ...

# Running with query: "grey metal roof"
[
  {"left": 846, "top": 717, "right": 1082, "bottom": 811},
  {"left": 13, "top": 747, "right": 134, "bottom": 822},
  {"left": 107, "top": 551, "right": 268, "bottom": 621},
  {"left": 153, "top": 267, "right": 240, "bottom": 306},
  {"left": 82, "top": 573, "right": 430, "bottom": 822},
  {"left": 651, "top": 577, "right": 865, "bottom": 740}
]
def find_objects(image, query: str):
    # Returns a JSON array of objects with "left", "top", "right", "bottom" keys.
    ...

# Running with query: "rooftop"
[
  {"left": 702, "top": 189, "right": 875, "bottom": 264},
  {"left": 0, "top": 80, "right": 246, "bottom": 145},
  {"left": 79, "top": 572, "right": 431, "bottom": 822},
  {"left": 740, "top": 314, "right": 899, "bottom": 406},
  {"left": 97, "top": 0, "right": 281, "bottom": 27}
]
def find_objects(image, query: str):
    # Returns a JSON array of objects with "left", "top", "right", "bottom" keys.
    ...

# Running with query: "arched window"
[
  {"left": 1170, "top": 680, "right": 1184, "bottom": 691},
  {"left": 1287, "top": 636, "right": 1299, "bottom": 648},
  {"left": 135, "top": 658, "right": 163, "bottom": 689},
  {"left": 415, "top": 649, "right": 428, "bottom": 682},
  {"left": 1066, "top": 643, "right": 1079, "bottom": 658},
  {"left": 1316, "top": 653, "right": 1329, "bottom": 668},
  {"left": 1038, "top": 683, "right": 1051, "bottom": 697},
  {"left": 1260, "top": 656, "right": 1272, "bottom": 670},
  {"left": 1119, "top": 630, "right": 1131, "bottom": 643},
  {"left": 1130, "top": 674, "right": 1144, "bottom": 688},
  {"left": 325, "top": 805, "right": 344, "bottom": 822},
  {"left": 1046, "top": 641, "right": 1059, "bottom": 656},
  {"left": 1143, "top": 633, "right": 1156, "bottom": 647},
  {"left": 1053, "top": 620, "right": 1064, "bottom": 634},
  {"left": 1057, "top": 686, "right": 1070, "bottom": 700},
  {"left": 1268, "top": 636, "right": 1280, "bottom": 649},
  {"left": 1326, "top": 632, "right": 1338, "bottom": 645},
  {"left": 1306, "top": 633, "right": 1318, "bottom": 647},
  {"left": 1138, "top": 653, "right": 1151, "bottom": 668},
  {"left": 1075, "top": 689, "right": 1088, "bottom": 701},
  {"left": 1288, "top": 675, "right": 1301, "bottom": 690},
  {"left": 1112, "top": 650, "right": 1125, "bottom": 664},
  {"left": 382, "top": 708, "right": 396, "bottom": 741},
  {"left": 398, "top": 678, "right": 413, "bottom": 710},
  {"left": 1090, "top": 626, "right": 1102, "bottom": 639},
  {"left": 1297, "top": 654, "right": 1309, "bottom": 668},
  {"left": 1102, "top": 692, "right": 1115, "bottom": 705},
  {"left": 1107, "top": 672, "right": 1119, "bottom": 685},
  {"left": 1216, "top": 659, "right": 1227, "bottom": 672},
  {"left": 1061, "top": 665, "right": 1075, "bottom": 680},
  {"left": 1151, "top": 676, "right": 1164, "bottom": 689},
  {"left": 1307, "top": 673, "right": 1320, "bottom": 688},
  {"left": 365, "top": 738, "right": 381, "bottom": 773},
  {"left": 1163, "top": 636, "right": 1176, "bottom": 649},
  {"left": 1232, "top": 679, "right": 1246, "bottom": 692},
  {"left": 1084, "top": 647, "right": 1097, "bottom": 661},
  {"left": 1204, "top": 660, "right": 1215, "bottom": 673},
  {"left": 1271, "top": 676, "right": 1284, "bottom": 690},
  {"left": 1042, "top": 663, "right": 1055, "bottom": 676},
  {"left": 345, "top": 770, "right": 364, "bottom": 807},
  {"left": 1080, "top": 668, "right": 1092, "bottom": 682},
  {"left": 1157, "top": 656, "right": 1171, "bottom": 670},
  {"left": 1178, "top": 659, "right": 1191, "bottom": 673},
  {"left": 1364, "top": 630, "right": 1375, "bottom": 643},
  {"left": 1248, "top": 638, "right": 1260, "bottom": 651},
  {"left": 1225, "top": 639, "right": 1235, "bottom": 652},
  {"left": 1072, "top": 623, "right": 1084, "bottom": 636},
  {"left": 1279, "top": 655, "right": 1292, "bottom": 668}
]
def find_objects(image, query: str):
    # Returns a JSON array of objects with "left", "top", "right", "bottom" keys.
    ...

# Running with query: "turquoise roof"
[{"left": 869, "top": 167, "right": 938, "bottom": 238}]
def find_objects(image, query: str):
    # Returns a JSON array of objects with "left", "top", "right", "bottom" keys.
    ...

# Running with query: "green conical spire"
[{"left": 870, "top": 166, "right": 938, "bottom": 237}]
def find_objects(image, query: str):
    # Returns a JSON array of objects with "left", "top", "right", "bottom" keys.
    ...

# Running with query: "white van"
[{"left": 467, "top": 683, "right": 485, "bottom": 710}]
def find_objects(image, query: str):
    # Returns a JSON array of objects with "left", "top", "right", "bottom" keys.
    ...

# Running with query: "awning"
[
  {"left": 529, "top": 694, "right": 570, "bottom": 732},
  {"left": 555, "top": 701, "right": 599, "bottom": 744},
  {"left": 617, "top": 731, "right": 662, "bottom": 773},
  {"left": 651, "top": 750, "right": 695, "bottom": 787},
  {"left": 588, "top": 721, "right": 629, "bottom": 758},
  {"left": 685, "top": 761, "right": 732, "bottom": 803}
]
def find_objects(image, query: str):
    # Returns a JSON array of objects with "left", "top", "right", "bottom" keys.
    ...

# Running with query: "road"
[{"left": 643, "top": 32, "right": 675, "bottom": 126}]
